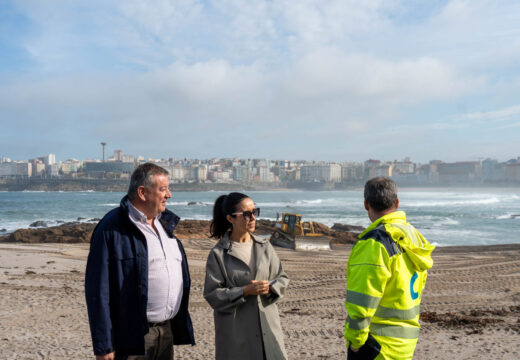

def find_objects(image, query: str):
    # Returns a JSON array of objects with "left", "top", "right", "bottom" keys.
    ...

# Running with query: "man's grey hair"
[
  {"left": 364, "top": 177, "right": 398, "bottom": 212},
  {"left": 127, "top": 163, "right": 169, "bottom": 200}
]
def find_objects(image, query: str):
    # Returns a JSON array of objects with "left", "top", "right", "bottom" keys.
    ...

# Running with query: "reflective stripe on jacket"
[{"left": 344, "top": 211, "right": 434, "bottom": 359}]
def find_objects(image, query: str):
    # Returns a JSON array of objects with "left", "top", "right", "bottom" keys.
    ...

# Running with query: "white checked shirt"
[{"left": 127, "top": 200, "right": 184, "bottom": 322}]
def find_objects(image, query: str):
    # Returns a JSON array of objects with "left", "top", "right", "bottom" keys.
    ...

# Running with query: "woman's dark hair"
[{"left": 210, "top": 192, "right": 249, "bottom": 238}]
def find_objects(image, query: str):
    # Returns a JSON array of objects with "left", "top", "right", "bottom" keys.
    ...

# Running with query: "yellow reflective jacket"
[{"left": 344, "top": 211, "right": 434, "bottom": 360}]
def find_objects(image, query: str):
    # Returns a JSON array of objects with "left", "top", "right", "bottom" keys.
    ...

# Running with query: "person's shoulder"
[
  {"left": 354, "top": 226, "right": 400, "bottom": 258},
  {"left": 210, "top": 240, "right": 224, "bottom": 252},
  {"left": 161, "top": 208, "right": 180, "bottom": 225},
  {"left": 93, "top": 206, "right": 127, "bottom": 234},
  {"left": 204, "top": 242, "right": 223, "bottom": 264}
]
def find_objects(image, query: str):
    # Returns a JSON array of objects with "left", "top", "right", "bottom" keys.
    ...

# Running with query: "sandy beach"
[{"left": 1, "top": 240, "right": 519, "bottom": 359}]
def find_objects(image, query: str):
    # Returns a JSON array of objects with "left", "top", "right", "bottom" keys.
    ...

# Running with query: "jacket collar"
[
  {"left": 217, "top": 231, "right": 268, "bottom": 251},
  {"left": 119, "top": 195, "right": 181, "bottom": 235},
  {"left": 358, "top": 210, "right": 406, "bottom": 239}
]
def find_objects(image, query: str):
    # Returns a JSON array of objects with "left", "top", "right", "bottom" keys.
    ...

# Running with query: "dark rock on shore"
[
  {"left": 312, "top": 222, "right": 359, "bottom": 244},
  {"left": 254, "top": 219, "right": 278, "bottom": 235},
  {"left": 331, "top": 223, "right": 365, "bottom": 232},
  {"left": 0, "top": 219, "right": 362, "bottom": 245},
  {"left": 174, "top": 220, "right": 211, "bottom": 239},
  {"left": 0, "top": 228, "right": 6, "bottom": 232},
  {"left": 2, "top": 223, "right": 96, "bottom": 244},
  {"left": 30, "top": 221, "right": 48, "bottom": 228}
]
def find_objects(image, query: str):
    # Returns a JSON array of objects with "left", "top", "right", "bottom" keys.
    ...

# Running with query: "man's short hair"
[
  {"left": 364, "top": 177, "right": 398, "bottom": 212},
  {"left": 127, "top": 163, "right": 169, "bottom": 200}
]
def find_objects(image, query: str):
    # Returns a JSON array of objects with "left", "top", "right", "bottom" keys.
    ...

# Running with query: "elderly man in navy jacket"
[{"left": 85, "top": 163, "right": 195, "bottom": 360}]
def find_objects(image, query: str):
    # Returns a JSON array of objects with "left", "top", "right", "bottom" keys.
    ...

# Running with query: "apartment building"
[
  {"left": 437, "top": 162, "right": 482, "bottom": 183},
  {"left": 300, "top": 163, "right": 341, "bottom": 182},
  {"left": 0, "top": 162, "right": 32, "bottom": 177}
]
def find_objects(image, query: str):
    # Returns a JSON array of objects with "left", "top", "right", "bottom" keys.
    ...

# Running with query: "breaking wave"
[
  {"left": 406, "top": 197, "right": 500, "bottom": 207},
  {"left": 496, "top": 213, "right": 520, "bottom": 220}
]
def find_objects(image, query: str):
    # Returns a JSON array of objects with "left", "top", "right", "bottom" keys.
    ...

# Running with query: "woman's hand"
[{"left": 243, "top": 280, "right": 270, "bottom": 297}]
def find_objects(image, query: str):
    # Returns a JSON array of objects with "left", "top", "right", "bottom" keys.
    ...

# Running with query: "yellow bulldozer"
[{"left": 270, "top": 212, "right": 332, "bottom": 251}]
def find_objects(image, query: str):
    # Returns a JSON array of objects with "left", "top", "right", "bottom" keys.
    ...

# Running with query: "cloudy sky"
[{"left": 1, "top": 0, "right": 519, "bottom": 163}]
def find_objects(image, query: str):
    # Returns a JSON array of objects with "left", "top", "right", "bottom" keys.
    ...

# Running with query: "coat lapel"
[{"left": 252, "top": 234, "right": 268, "bottom": 280}]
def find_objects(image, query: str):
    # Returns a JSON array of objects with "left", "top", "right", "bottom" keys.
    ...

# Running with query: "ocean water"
[{"left": 0, "top": 189, "right": 519, "bottom": 246}]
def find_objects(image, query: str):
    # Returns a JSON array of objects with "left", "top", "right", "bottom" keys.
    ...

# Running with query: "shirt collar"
[{"left": 127, "top": 199, "right": 161, "bottom": 224}]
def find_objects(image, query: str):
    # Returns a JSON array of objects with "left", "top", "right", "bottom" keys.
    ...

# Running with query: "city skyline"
[
  {"left": 2, "top": 148, "right": 519, "bottom": 187},
  {"left": 1, "top": 1, "right": 520, "bottom": 162},
  {"left": 1, "top": 147, "right": 519, "bottom": 165}
]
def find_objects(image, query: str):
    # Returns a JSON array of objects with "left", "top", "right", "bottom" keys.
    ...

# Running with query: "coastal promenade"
[{"left": 0, "top": 239, "right": 519, "bottom": 359}]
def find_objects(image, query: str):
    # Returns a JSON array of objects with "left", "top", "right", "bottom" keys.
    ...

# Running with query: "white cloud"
[
  {"left": 459, "top": 105, "right": 520, "bottom": 121},
  {"left": 282, "top": 48, "right": 479, "bottom": 102},
  {"left": 120, "top": 0, "right": 203, "bottom": 38},
  {"left": 430, "top": 123, "right": 468, "bottom": 130},
  {"left": 0, "top": 50, "right": 481, "bottom": 146},
  {"left": 2, "top": 0, "right": 520, "bottom": 161},
  {"left": 500, "top": 122, "right": 520, "bottom": 129}
]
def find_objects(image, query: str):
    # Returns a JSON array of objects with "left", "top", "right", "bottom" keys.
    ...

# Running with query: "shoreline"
[
  {"left": 1, "top": 186, "right": 519, "bottom": 192},
  {"left": 1, "top": 178, "right": 519, "bottom": 192},
  {"left": 3, "top": 220, "right": 520, "bottom": 249}
]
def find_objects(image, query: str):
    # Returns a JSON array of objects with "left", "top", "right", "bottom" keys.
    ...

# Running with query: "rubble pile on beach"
[
  {"left": 1, "top": 223, "right": 96, "bottom": 244},
  {"left": 0, "top": 219, "right": 363, "bottom": 245}
]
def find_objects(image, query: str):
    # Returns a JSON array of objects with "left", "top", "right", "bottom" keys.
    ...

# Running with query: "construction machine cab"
[
  {"left": 270, "top": 212, "right": 331, "bottom": 251},
  {"left": 282, "top": 213, "right": 300, "bottom": 234}
]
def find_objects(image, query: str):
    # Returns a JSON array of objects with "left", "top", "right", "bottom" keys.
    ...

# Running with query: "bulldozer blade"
[
  {"left": 270, "top": 230, "right": 296, "bottom": 250},
  {"left": 294, "top": 236, "right": 332, "bottom": 251},
  {"left": 270, "top": 230, "right": 332, "bottom": 251}
]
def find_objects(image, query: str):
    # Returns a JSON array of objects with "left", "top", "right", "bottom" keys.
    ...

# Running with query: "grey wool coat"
[{"left": 203, "top": 232, "right": 289, "bottom": 360}]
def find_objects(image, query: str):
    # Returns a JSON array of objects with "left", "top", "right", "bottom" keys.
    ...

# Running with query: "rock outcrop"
[
  {"left": 2, "top": 223, "right": 96, "bottom": 244},
  {"left": 0, "top": 219, "right": 362, "bottom": 245}
]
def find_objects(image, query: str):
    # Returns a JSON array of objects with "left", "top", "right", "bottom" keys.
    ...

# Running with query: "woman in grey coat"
[{"left": 204, "top": 192, "right": 289, "bottom": 360}]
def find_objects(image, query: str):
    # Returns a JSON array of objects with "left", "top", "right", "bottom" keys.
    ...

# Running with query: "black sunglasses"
[{"left": 231, "top": 208, "right": 260, "bottom": 220}]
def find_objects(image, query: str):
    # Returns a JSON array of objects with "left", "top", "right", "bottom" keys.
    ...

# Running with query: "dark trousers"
[{"left": 116, "top": 320, "right": 174, "bottom": 360}]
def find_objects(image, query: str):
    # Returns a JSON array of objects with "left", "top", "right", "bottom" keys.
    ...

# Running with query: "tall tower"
[{"left": 101, "top": 142, "right": 107, "bottom": 162}]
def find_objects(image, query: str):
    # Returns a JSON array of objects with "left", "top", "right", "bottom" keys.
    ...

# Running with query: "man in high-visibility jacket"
[{"left": 345, "top": 177, "right": 434, "bottom": 359}]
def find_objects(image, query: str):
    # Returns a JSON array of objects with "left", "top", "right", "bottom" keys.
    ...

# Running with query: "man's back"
[{"left": 345, "top": 211, "right": 434, "bottom": 359}]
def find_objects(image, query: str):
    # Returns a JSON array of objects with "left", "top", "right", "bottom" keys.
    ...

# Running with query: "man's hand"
[
  {"left": 350, "top": 346, "right": 360, "bottom": 352},
  {"left": 96, "top": 352, "right": 115, "bottom": 360},
  {"left": 243, "top": 280, "right": 270, "bottom": 296}
]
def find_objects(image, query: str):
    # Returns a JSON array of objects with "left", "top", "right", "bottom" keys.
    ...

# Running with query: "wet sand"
[{"left": 0, "top": 240, "right": 519, "bottom": 359}]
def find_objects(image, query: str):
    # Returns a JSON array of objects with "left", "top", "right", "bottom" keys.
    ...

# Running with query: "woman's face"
[{"left": 227, "top": 197, "right": 257, "bottom": 235}]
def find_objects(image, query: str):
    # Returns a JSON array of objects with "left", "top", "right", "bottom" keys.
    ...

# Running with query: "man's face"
[{"left": 143, "top": 174, "right": 171, "bottom": 217}]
